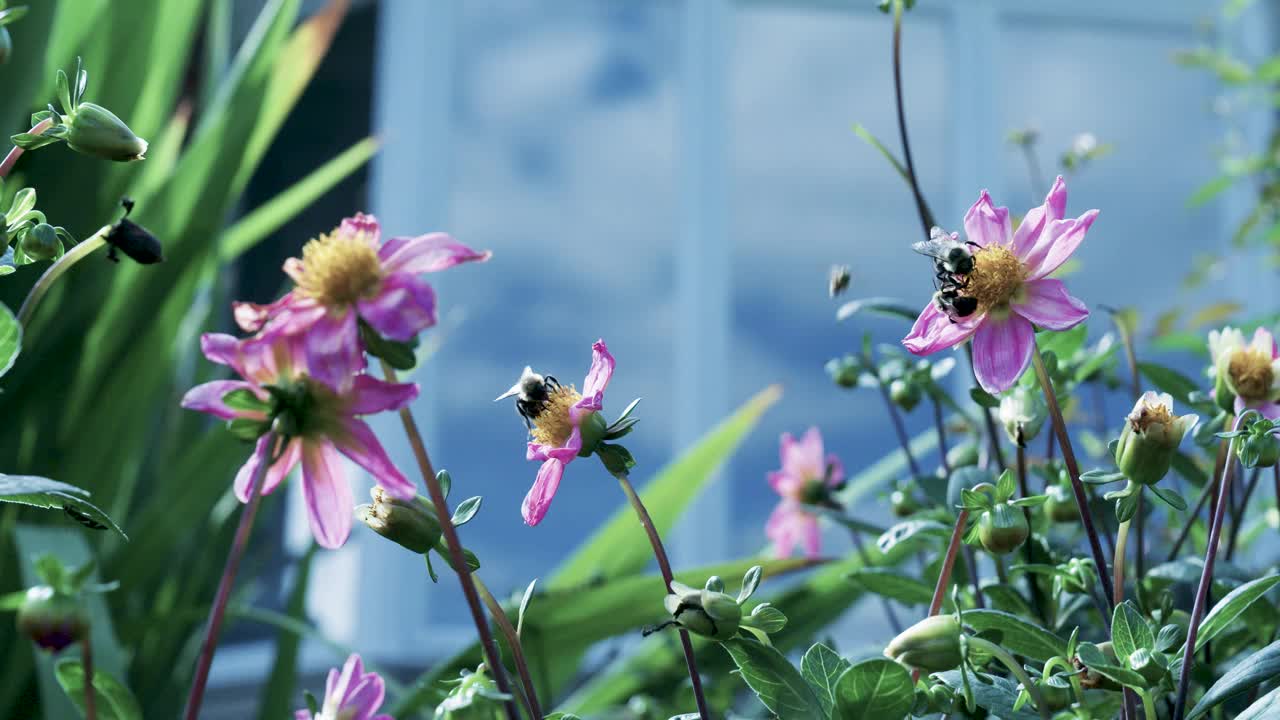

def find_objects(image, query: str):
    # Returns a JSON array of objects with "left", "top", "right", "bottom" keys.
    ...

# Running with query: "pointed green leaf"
[
  {"left": 1111, "top": 601, "right": 1154, "bottom": 658},
  {"left": 1187, "top": 640, "right": 1280, "bottom": 719},
  {"left": 722, "top": 638, "right": 827, "bottom": 720},
  {"left": 0, "top": 301, "right": 20, "bottom": 377},
  {"left": 799, "top": 643, "right": 850, "bottom": 717},
  {"left": 451, "top": 496, "right": 482, "bottom": 526},
  {"left": 834, "top": 658, "right": 914, "bottom": 720},
  {"left": 54, "top": 659, "right": 141, "bottom": 720},
  {"left": 847, "top": 568, "right": 933, "bottom": 606},
  {"left": 1192, "top": 573, "right": 1280, "bottom": 654},
  {"left": 960, "top": 610, "right": 1068, "bottom": 662}
]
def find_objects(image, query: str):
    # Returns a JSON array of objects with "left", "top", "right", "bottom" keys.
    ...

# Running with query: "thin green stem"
[
  {"left": 472, "top": 575, "right": 543, "bottom": 720},
  {"left": 1226, "top": 466, "right": 1262, "bottom": 561},
  {"left": 380, "top": 361, "right": 521, "bottom": 720},
  {"left": 967, "top": 637, "right": 1051, "bottom": 720},
  {"left": 0, "top": 118, "right": 54, "bottom": 178},
  {"left": 1137, "top": 689, "right": 1158, "bottom": 720},
  {"left": 1169, "top": 440, "right": 1226, "bottom": 561},
  {"left": 16, "top": 228, "right": 110, "bottom": 328},
  {"left": 614, "top": 471, "right": 711, "bottom": 719},
  {"left": 873, "top": 373, "right": 922, "bottom": 477},
  {"left": 1031, "top": 338, "right": 1114, "bottom": 617},
  {"left": 1113, "top": 519, "right": 1131, "bottom": 604}
]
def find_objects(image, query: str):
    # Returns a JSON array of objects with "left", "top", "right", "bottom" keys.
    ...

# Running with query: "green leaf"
[
  {"left": 451, "top": 496, "right": 482, "bottom": 526},
  {"left": 722, "top": 638, "right": 827, "bottom": 720},
  {"left": 516, "top": 578, "right": 537, "bottom": 638},
  {"left": 1235, "top": 686, "right": 1280, "bottom": 720},
  {"left": 834, "top": 658, "right": 914, "bottom": 720},
  {"left": 1192, "top": 573, "right": 1280, "bottom": 654},
  {"left": 738, "top": 565, "right": 762, "bottom": 604},
  {"left": 0, "top": 474, "right": 127, "bottom": 540},
  {"left": 1137, "top": 361, "right": 1200, "bottom": 403},
  {"left": 835, "top": 296, "right": 918, "bottom": 323},
  {"left": 54, "top": 659, "right": 141, "bottom": 720},
  {"left": 876, "top": 519, "right": 950, "bottom": 556},
  {"left": 596, "top": 443, "right": 636, "bottom": 476},
  {"left": 934, "top": 670, "right": 1040, "bottom": 720},
  {"left": 799, "top": 643, "right": 850, "bottom": 717},
  {"left": 851, "top": 124, "right": 910, "bottom": 185},
  {"left": 0, "top": 301, "right": 19, "bottom": 377},
  {"left": 1150, "top": 485, "right": 1187, "bottom": 511},
  {"left": 255, "top": 544, "right": 317, "bottom": 720},
  {"left": 970, "top": 387, "right": 1000, "bottom": 408},
  {"left": 744, "top": 603, "right": 788, "bottom": 634},
  {"left": 960, "top": 610, "right": 1068, "bottom": 662},
  {"left": 1111, "top": 601, "right": 1154, "bottom": 659},
  {"left": 1076, "top": 642, "right": 1146, "bottom": 688},
  {"left": 1187, "top": 640, "right": 1280, "bottom": 719},
  {"left": 847, "top": 568, "right": 933, "bottom": 606}
]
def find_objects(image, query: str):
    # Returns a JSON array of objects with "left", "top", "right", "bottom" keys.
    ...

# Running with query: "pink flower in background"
[
  {"left": 766, "top": 427, "right": 843, "bottom": 559},
  {"left": 504, "top": 339, "right": 614, "bottom": 526},
  {"left": 903, "top": 177, "right": 1098, "bottom": 393},
  {"left": 181, "top": 331, "right": 418, "bottom": 548},
  {"left": 234, "top": 213, "right": 490, "bottom": 388},
  {"left": 294, "top": 654, "right": 391, "bottom": 720},
  {"left": 1209, "top": 326, "right": 1280, "bottom": 418}
]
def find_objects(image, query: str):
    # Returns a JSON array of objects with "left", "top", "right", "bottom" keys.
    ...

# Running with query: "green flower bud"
[
  {"left": 999, "top": 387, "right": 1046, "bottom": 447},
  {"left": 1039, "top": 680, "right": 1073, "bottom": 712},
  {"left": 1238, "top": 430, "right": 1280, "bottom": 469},
  {"left": 890, "top": 488, "right": 921, "bottom": 517},
  {"left": 1114, "top": 392, "right": 1197, "bottom": 487},
  {"left": 662, "top": 580, "right": 742, "bottom": 641},
  {"left": 1128, "top": 647, "right": 1167, "bottom": 686},
  {"left": 434, "top": 669, "right": 506, "bottom": 720},
  {"left": 889, "top": 379, "right": 921, "bottom": 412},
  {"left": 946, "top": 442, "right": 979, "bottom": 470},
  {"left": 19, "top": 223, "right": 60, "bottom": 261},
  {"left": 826, "top": 356, "right": 861, "bottom": 388},
  {"left": 884, "top": 615, "right": 963, "bottom": 672},
  {"left": 978, "top": 503, "right": 1028, "bottom": 555},
  {"left": 1044, "top": 484, "right": 1077, "bottom": 523},
  {"left": 66, "top": 102, "right": 147, "bottom": 162},
  {"left": 16, "top": 586, "right": 88, "bottom": 652},
  {"left": 356, "top": 487, "right": 444, "bottom": 554}
]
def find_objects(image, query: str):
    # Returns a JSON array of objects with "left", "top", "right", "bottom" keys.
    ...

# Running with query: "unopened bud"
[
  {"left": 66, "top": 103, "right": 147, "bottom": 162},
  {"left": 16, "top": 586, "right": 88, "bottom": 652},
  {"left": 356, "top": 487, "right": 443, "bottom": 554},
  {"left": 826, "top": 356, "right": 861, "bottom": 389},
  {"left": 889, "top": 379, "right": 921, "bottom": 412},
  {"left": 890, "top": 488, "right": 921, "bottom": 517},
  {"left": 20, "top": 223, "right": 60, "bottom": 261},
  {"left": 1044, "top": 484, "right": 1077, "bottom": 523},
  {"left": 885, "top": 615, "right": 963, "bottom": 672},
  {"left": 999, "top": 387, "right": 1046, "bottom": 447},
  {"left": 1115, "top": 392, "right": 1197, "bottom": 486},
  {"left": 663, "top": 580, "right": 742, "bottom": 641},
  {"left": 1238, "top": 429, "right": 1280, "bottom": 469},
  {"left": 1128, "top": 647, "right": 1167, "bottom": 686},
  {"left": 977, "top": 504, "right": 1028, "bottom": 555}
]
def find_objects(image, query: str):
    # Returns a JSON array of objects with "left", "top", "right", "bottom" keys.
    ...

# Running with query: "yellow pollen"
[
  {"left": 964, "top": 245, "right": 1026, "bottom": 311},
  {"left": 1129, "top": 402, "right": 1173, "bottom": 433},
  {"left": 295, "top": 229, "right": 384, "bottom": 307},
  {"left": 1229, "top": 348, "right": 1274, "bottom": 400},
  {"left": 530, "top": 385, "right": 582, "bottom": 447}
]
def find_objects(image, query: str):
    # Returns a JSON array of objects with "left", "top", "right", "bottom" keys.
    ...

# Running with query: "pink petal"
[
  {"left": 331, "top": 419, "right": 416, "bottom": 500},
  {"left": 340, "top": 214, "right": 381, "bottom": 244},
  {"left": 1012, "top": 176, "right": 1068, "bottom": 266},
  {"left": 201, "top": 333, "right": 242, "bottom": 371},
  {"left": 300, "top": 440, "right": 353, "bottom": 549},
  {"left": 303, "top": 311, "right": 364, "bottom": 392},
  {"left": 233, "top": 436, "right": 301, "bottom": 502},
  {"left": 1012, "top": 278, "right": 1089, "bottom": 331},
  {"left": 802, "top": 517, "right": 822, "bottom": 559},
  {"left": 181, "top": 380, "right": 261, "bottom": 420},
  {"left": 294, "top": 712, "right": 310, "bottom": 720},
  {"left": 963, "top": 190, "right": 1012, "bottom": 248},
  {"left": 522, "top": 458, "right": 565, "bottom": 526},
  {"left": 824, "top": 452, "right": 845, "bottom": 487},
  {"left": 971, "top": 313, "right": 1035, "bottom": 394},
  {"left": 768, "top": 469, "right": 803, "bottom": 499},
  {"left": 356, "top": 273, "right": 438, "bottom": 342},
  {"left": 527, "top": 426, "right": 584, "bottom": 461},
  {"left": 345, "top": 375, "right": 419, "bottom": 415},
  {"left": 1238, "top": 396, "right": 1280, "bottom": 420},
  {"left": 1026, "top": 210, "right": 1099, "bottom": 281},
  {"left": 1251, "top": 327, "right": 1278, "bottom": 357},
  {"left": 379, "top": 232, "right": 492, "bottom": 275},
  {"left": 903, "top": 302, "right": 981, "bottom": 356},
  {"left": 327, "top": 654, "right": 361, "bottom": 704},
  {"left": 782, "top": 428, "right": 825, "bottom": 480},
  {"left": 765, "top": 502, "right": 798, "bottom": 558},
  {"left": 341, "top": 676, "right": 386, "bottom": 720},
  {"left": 570, "top": 339, "right": 615, "bottom": 423},
  {"left": 233, "top": 292, "right": 295, "bottom": 333}
]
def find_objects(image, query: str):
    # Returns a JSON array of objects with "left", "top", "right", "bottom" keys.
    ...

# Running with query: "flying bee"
[
  {"left": 494, "top": 366, "right": 561, "bottom": 430},
  {"left": 912, "top": 226, "right": 976, "bottom": 278},
  {"left": 62, "top": 504, "right": 108, "bottom": 531}
]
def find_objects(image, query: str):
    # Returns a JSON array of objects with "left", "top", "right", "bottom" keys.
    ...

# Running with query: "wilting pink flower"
[
  {"left": 1209, "top": 326, "right": 1280, "bottom": 418},
  {"left": 766, "top": 427, "right": 843, "bottom": 559},
  {"left": 234, "top": 213, "right": 490, "bottom": 388},
  {"left": 295, "top": 654, "right": 391, "bottom": 720},
  {"left": 903, "top": 177, "right": 1098, "bottom": 393},
  {"left": 502, "top": 339, "right": 614, "bottom": 526},
  {"left": 181, "top": 332, "right": 418, "bottom": 548}
]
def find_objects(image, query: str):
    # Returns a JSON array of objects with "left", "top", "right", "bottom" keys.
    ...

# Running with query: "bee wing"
[
  {"left": 494, "top": 366, "right": 535, "bottom": 401},
  {"left": 911, "top": 238, "right": 946, "bottom": 258}
]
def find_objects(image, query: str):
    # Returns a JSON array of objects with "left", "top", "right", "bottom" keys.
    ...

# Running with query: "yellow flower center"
[
  {"left": 295, "top": 229, "right": 384, "bottom": 308},
  {"left": 1128, "top": 401, "right": 1173, "bottom": 434},
  {"left": 530, "top": 385, "right": 582, "bottom": 447},
  {"left": 964, "top": 245, "right": 1026, "bottom": 312},
  {"left": 1228, "top": 348, "right": 1274, "bottom": 400}
]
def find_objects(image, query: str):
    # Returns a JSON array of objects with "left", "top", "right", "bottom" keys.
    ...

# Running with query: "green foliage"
[
  {"left": 1187, "top": 640, "right": 1280, "bottom": 719},
  {"left": 833, "top": 658, "right": 913, "bottom": 719},
  {"left": 721, "top": 638, "right": 828, "bottom": 719},
  {"left": 54, "top": 659, "right": 142, "bottom": 720}
]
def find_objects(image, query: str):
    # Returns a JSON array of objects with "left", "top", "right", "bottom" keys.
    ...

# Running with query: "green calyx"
[
  {"left": 885, "top": 615, "right": 963, "bottom": 672},
  {"left": 356, "top": 488, "right": 444, "bottom": 555},
  {"left": 977, "top": 504, "right": 1029, "bottom": 555}
]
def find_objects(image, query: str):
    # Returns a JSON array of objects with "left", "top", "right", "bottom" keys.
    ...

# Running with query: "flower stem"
[
  {"left": 82, "top": 633, "right": 96, "bottom": 720},
  {"left": 1169, "top": 440, "right": 1227, "bottom": 562},
  {"left": 1226, "top": 466, "right": 1262, "bottom": 561},
  {"left": 966, "top": 637, "right": 1051, "bottom": 720},
  {"left": 1030, "top": 338, "right": 1114, "bottom": 617},
  {"left": 472, "top": 575, "right": 543, "bottom": 720},
  {"left": 1113, "top": 519, "right": 1130, "bottom": 604},
  {"left": 889, "top": 0, "right": 934, "bottom": 236},
  {"left": 1173, "top": 413, "right": 1251, "bottom": 720},
  {"left": 183, "top": 434, "right": 277, "bottom": 720},
  {"left": 933, "top": 397, "right": 952, "bottom": 475},
  {"left": 913, "top": 509, "right": 968, "bottom": 683},
  {"left": 1016, "top": 445, "right": 1047, "bottom": 622},
  {"left": 872, "top": 369, "right": 921, "bottom": 477},
  {"left": 379, "top": 361, "right": 521, "bottom": 720},
  {"left": 612, "top": 470, "right": 711, "bottom": 720},
  {"left": 0, "top": 118, "right": 54, "bottom": 179},
  {"left": 16, "top": 227, "right": 110, "bottom": 328}
]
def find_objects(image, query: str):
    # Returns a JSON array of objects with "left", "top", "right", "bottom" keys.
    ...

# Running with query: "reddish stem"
[
  {"left": 913, "top": 508, "right": 968, "bottom": 683},
  {"left": 0, "top": 118, "right": 54, "bottom": 179}
]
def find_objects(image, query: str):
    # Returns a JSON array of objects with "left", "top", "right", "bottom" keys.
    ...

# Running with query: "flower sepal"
[
  {"left": 595, "top": 442, "right": 636, "bottom": 477},
  {"left": 655, "top": 566, "right": 782, "bottom": 644},
  {"left": 358, "top": 318, "right": 419, "bottom": 371},
  {"left": 356, "top": 487, "right": 445, "bottom": 555},
  {"left": 1229, "top": 416, "right": 1280, "bottom": 468}
]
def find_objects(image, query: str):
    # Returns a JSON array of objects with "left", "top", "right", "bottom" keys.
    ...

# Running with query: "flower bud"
[
  {"left": 66, "top": 103, "right": 148, "bottom": 162},
  {"left": 826, "top": 356, "right": 861, "bottom": 388},
  {"left": 356, "top": 488, "right": 444, "bottom": 554},
  {"left": 16, "top": 586, "right": 88, "bottom": 652},
  {"left": 890, "top": 488, "right": 921, "bottom": 517},
  {"left": 1238, "top": 430, "right": 1280, "bottom": 469},
  {"left": 1114, "top": 392, "right": 1197, "bottom": 487},
  {"left": 946, "top": 442, "right": 979, "bottom": 470},
  {"left": 662, "top": 580, "right": 742, "bottom": 641},
  {"left": 977, "top": 503, "right": 1029, "bottom": 555},
  {"left": 1128, "top": 647, "right": 1167, "bottom": 686},
  {"left": 1044, "top": 484, "right": 1077, "bottom": 523},
  {"left": 889, "top": 379, "right": 921, "bottom": 412},
  {"left": 999, "top": 387, "right": 1046, "bottom": 447},
  {"left": 884, "top": 615, "right": 963, "bottom": 672},
  {"left": 19, "top": 223, "right": 60, "bottom": 261},
  {"left": 434, "top": 669, "right": 506, "bottom": 720}
]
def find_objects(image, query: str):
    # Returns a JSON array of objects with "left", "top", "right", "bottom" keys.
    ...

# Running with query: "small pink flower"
[
  {"left": 1209, "top": 326, "right": 1280, "bottom": 418},
  {"left": 504, "top": 339, "right": 614, "bottom": 526},
  {"left": 903, "top": 177, "right": 1098, "bottom": 393},
  {"left": 766, "top": 427, "right": 843, "bottom": 559},
  {"left": 181, "top": 331, "right": 418, "bottom": 549},
  {"left": 234, "top": 213, "right": 490, "bottom": 388},
  {"left": 295, "top": 654, "right": 391, "bottom": 720}
]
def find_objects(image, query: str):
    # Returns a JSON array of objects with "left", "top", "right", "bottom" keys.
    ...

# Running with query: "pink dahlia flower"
[
  {"left": 508, "top": 339, "right": 614, "bottom": 526},
  {"left": 295, "top": 654, "right": 391, "bottom": 720},
  {"left": 181, "top": 332, "right": 418, "bottom": 548},
  {"left": 1209, "top": 326, "right": 1280, "bottom": 418},
  {"left": 766, "top": 427, "right": 843, "bottom": 559},
  {"left": 234, "top": 213, "right": 490, "bottom": 388},
  {"left": 903, "top": 177, "right": 1098, "bottom": 393}
]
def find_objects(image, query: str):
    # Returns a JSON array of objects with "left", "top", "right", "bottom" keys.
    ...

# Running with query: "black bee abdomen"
[{"left": 106, "top": 218, "right": 163, "bottom": 265}]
